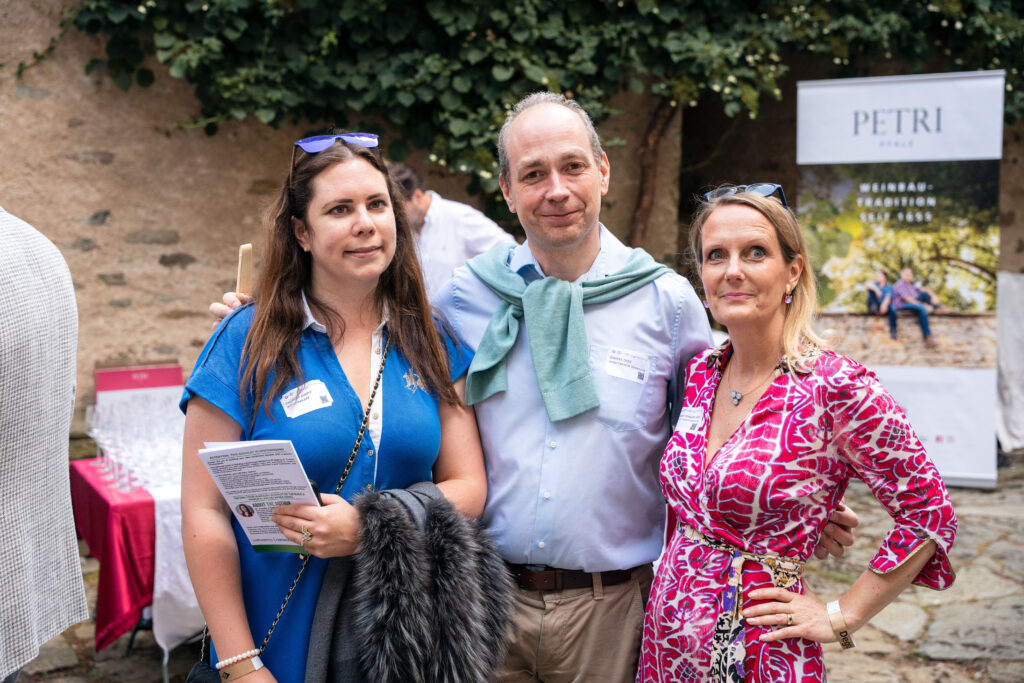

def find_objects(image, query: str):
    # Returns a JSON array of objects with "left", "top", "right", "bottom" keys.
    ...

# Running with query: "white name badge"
[
  {"left": 280, "top": 379, "right": 333, "bottom": 419},
  {"left": 604, "top": 347, "right": 650, "bottom": 384},
  {"left": 676, "top": 406, "right": 704, "bottom": 434}
]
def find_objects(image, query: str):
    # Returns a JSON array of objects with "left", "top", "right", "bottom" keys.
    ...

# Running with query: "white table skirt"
[{"left": 150, "top": 483, "right": 204, "bottom": 662}]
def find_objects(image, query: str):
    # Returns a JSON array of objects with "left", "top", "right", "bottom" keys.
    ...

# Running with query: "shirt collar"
[
  {"left": 301, "top": 292, "right": 327, "bottom": 332},
  {"left": 509, "top": 224, "right": 631, "bottom": 284},
  {"left": 301, "top": 291, "right": 388, "bottom": 334},
  {"left": 419, "top": 190, "right": 441, "bottom": 233}
]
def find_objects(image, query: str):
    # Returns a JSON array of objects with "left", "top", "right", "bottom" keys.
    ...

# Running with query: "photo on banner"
[
  {"left": 796, "top": 70, "right": 1005, "bottom": 488},
  {"left": 799, "top": 161, "right": 998, "bottom": 315}
]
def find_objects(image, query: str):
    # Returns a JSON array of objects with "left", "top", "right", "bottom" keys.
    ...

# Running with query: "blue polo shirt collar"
[{"left": 301, "top": 292, "right": 388, "bottom": 334}]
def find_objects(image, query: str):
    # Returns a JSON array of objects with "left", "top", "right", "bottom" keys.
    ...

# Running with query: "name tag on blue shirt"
[
  {"left": 604, "top": 347, "right": 649, "bottom": 384},
  {"left": 280, "top": 379, "right": 333, "bottom": 419}
]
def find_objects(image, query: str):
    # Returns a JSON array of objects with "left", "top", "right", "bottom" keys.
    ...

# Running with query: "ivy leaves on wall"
[{"left": 67, "top": 0, "right": 1022, "bottom": 204}]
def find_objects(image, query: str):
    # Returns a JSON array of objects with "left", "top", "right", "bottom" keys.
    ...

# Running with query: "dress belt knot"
[
  {"left": 680, "top": 522, "right": 805, "bottom": 677},
  {"left": 681, "top": 523, "right": 804, "bottom": 589}
]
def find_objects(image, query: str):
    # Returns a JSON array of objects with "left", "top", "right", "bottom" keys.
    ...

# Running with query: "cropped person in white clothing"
[
  {"left": 0, "top": 208, "right": 89, "bottom": 682},
  {"left": 388, "top": 161, "right": 516, "bottom": 298}
]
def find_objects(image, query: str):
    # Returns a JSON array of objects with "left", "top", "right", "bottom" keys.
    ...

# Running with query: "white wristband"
[{"left": 826, "top": 600, "right": 856, "bottom": 649}]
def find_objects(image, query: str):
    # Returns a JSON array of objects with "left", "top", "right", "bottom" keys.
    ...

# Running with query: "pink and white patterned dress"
[{"left": 637, "top": 343, "right": 957, "bottom": 682}]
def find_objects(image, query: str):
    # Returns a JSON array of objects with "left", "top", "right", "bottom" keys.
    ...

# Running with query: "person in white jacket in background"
[
  {"left": 389, "top": 160, "right": 517, "bottom": 298},
  {"left": 0, "top": 207, "right": 89, "bottom": 682}
]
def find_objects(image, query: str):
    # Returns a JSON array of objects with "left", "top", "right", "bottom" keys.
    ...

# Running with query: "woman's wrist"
[
  {"left": 836, "top": 594, "right": 870, "bottom": 632},
  {"left": 216, "top": 648, "right": 260, "bottom": 670}
]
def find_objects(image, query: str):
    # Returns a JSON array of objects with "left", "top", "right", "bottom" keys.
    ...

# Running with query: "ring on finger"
[
  {"left": 787, "top": 613, "right": 793, "bottom": 626},
  {"left": 301, "top": 524, "right": 313, "bottom": 547}
]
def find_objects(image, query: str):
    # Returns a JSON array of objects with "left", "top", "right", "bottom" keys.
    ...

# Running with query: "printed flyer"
[{"left": 199, "top": 440, "right": 321, "bottom": 552}]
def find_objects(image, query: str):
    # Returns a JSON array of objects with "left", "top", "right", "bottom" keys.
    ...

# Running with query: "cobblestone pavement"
[
  {"left": 15, "top": 546, "right": 201, "bottom": 683},
  {"left": 17, "top": 457, "right": 1024, "bottom": 682},
  {"left": 816, "top": 455, "right": 1024, "bottom": 683}
]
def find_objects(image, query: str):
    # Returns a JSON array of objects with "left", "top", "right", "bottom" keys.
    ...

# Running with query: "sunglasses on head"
[
  {"left": 704, "top": 183, "right": 788, "bottom": 208},
  {"left": 294, "top": 132, "right": 379, "bottom": 153},
  {"left": 289, "top": 132, "right": 381, "bottom": 187}
]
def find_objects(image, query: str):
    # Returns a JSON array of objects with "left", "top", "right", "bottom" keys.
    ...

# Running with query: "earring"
[
  {"left": 703, "top": 300, "right": 710, "bottom": 309},
  {"left": 784, "top": 290, "right": 793, "bottom": 305}
]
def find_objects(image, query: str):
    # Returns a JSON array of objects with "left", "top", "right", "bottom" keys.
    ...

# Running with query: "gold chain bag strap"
[{"left": 197, "top": 336, "right": 391, "bottom": 671}]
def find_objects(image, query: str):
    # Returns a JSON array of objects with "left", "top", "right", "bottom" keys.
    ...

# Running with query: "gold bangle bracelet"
[
  {"left": 219, "top": 655, "right": 264, "bottom": 681},
  {"left": 826, "top": 600, "right": 856, "bottom": 650}
]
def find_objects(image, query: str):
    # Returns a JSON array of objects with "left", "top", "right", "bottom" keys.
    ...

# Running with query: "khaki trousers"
[{"left": 495, "top": 564, "right": 654, "bottom": 683}]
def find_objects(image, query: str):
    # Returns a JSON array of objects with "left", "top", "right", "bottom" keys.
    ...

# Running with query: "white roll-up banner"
[{"left": 797, "top": 70, "right": 1005, "bottom": 488}]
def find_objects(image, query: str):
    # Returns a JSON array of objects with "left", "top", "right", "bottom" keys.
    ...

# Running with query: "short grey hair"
[{"left": 497, "top": 92, "right": 604, "bottom": 182}]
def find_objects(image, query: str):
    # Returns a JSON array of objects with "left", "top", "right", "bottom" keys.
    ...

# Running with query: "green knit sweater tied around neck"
[{"left": 464, "top": 244, "right": 670, "bottom": 422}]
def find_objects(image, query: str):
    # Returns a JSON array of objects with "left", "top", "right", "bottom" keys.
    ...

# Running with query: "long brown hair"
[
  {"left": 689, "top": 190, "right": 830, "bottom": 370},
  {"left": 241, "top": 135, "right": 459, "bottom": 419}
]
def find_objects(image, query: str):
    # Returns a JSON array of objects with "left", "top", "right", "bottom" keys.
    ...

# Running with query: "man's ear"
[
  {"left": 292, "top": 216, "right": 310, "bottom": 252},
  {"left": 499, "top": 174, "right": 517, "bottom": 214},
  {"left": 598, "top": 152, "right": 610, "bottom": 197}
]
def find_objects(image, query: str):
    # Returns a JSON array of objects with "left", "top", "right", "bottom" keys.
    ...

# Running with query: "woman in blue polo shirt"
[{"left": 180, "top": 134, "right": 486, "bottom": 683}]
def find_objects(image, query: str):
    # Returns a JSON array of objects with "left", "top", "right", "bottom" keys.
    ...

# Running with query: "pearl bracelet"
[{"left": 215, "top": 648, "right": 260, "bottom": 670}]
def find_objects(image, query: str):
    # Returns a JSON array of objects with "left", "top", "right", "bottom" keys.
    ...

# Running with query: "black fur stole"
[{"left": 352, "top": 492, "right": 513, "bottom": 683}]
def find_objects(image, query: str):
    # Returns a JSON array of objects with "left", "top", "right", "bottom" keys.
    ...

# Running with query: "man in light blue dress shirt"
[{"left": 433, "top": 92, "right": 713, "bottom": 682}]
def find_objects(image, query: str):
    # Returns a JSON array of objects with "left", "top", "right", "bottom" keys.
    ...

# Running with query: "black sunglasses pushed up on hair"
[
  {"left": 704, "top": 183, "right": 788, "bottom": 208},
  {"left": 288, "top": 132, "right": 381, "bottom": 188}
]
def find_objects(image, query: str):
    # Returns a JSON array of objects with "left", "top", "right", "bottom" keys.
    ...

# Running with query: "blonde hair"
[{"left": 688, "top": 191, "right": 831, "bottom": 370}]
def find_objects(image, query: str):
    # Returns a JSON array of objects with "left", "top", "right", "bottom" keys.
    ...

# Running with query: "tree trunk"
[{"left": 626, "top": 97, "right": 677, "bottom": 249}]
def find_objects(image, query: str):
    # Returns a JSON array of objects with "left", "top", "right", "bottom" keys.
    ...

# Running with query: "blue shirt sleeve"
[
  {"left": 179, "top": 305, "right": 255, "bottom": 433},
  {"left": 437, "top": 320, "right": 473, "bottom": 381}
]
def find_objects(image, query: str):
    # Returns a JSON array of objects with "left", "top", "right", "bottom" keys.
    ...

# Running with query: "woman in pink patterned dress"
[{"left": 637, "top": 185, "right": 957, "bottom": 682}]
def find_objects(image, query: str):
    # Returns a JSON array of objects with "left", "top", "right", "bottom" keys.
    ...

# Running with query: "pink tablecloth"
[{"left": 69, "top": 458, "right": 155, "bottom": 651}]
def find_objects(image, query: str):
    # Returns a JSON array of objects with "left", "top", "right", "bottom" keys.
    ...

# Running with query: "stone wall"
[
  {"left": 0, "top": 1, "right": 681, "bottom": 430},
  {"left": 5, "top": 3, "right": 1013, "bottom": 428},
  {"left": 820, "top": 312, "right": 997, "bottom": 369}
]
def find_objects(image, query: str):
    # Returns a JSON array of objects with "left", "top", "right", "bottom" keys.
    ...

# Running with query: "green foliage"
[
  {"left": 68, "top": 0, "right": 1023, "bottom": 203},
  {"left": 16, "top": 5, "right": 74, "bottom": 78}
]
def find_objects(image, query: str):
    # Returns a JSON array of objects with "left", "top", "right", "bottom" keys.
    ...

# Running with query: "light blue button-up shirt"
[{"left": 434, "top": 226, "right": 712, "bottom": 572}]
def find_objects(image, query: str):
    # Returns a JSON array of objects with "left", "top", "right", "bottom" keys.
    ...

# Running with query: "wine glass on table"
[{"left": 84, "top": 405, "right": 103, "bottom": 468}]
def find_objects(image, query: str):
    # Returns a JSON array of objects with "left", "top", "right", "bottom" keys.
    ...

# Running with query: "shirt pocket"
[{"left": 587, "top": 343, "right": 660, "bottom": 432}]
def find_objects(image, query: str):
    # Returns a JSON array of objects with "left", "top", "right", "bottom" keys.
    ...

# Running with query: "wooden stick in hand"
[{"left": 236, "top": 243, "right": 253, "bottom": 296}]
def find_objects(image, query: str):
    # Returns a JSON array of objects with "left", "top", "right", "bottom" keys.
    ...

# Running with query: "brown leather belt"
[{"left": 505, "top": 563, "right": 639, "bottom": 591}]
